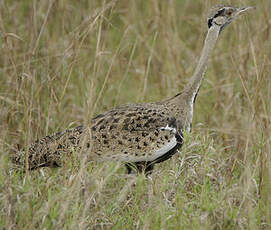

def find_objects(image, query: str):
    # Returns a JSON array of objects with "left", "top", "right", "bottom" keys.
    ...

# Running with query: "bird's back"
[
  {"left": 14, "top": 101, "right": 184, "bottom": 170},
  {"left": 90, "top": 102, "right": 183, "bottom": 162}
]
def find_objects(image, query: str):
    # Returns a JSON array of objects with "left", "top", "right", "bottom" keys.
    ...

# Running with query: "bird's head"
[{"left": 207, "top": 5, "right": 255, "bottom": 32}]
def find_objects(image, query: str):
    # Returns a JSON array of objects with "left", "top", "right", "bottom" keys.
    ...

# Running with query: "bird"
[{"left": 13, "top": 5, "right": 254, "bottom": 175}]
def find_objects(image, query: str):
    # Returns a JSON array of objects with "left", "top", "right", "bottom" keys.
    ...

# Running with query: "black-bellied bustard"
[{"left": 13, "top": 5, "right": 254, "bottom": 174}]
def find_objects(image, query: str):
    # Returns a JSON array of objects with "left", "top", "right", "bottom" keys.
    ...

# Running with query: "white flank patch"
[
  {"left": 160, "top": 124, "right": 177, "bottom": 134},
  {"left": 105, "top": 136, "right": 177, "bottom": 162},
  {"left": 102, "top": 125, "right": 179, "bottom": 162},
  {"left": 149, "top": 136, "right": 177, "bottom": 161}
]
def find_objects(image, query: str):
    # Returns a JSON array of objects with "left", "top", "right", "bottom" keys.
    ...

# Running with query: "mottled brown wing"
[
  {"left": 90, "top": 103, "right": 182, "bottom": 162},
  {"left": 13, "top": 126, "right": 84, "bottom": 170}
]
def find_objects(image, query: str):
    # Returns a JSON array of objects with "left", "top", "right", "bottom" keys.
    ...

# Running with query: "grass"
[{"left": 0, "top": 0, "right": 271, "bottom": 229}]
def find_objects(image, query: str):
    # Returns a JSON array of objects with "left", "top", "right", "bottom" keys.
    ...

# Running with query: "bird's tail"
[{"left": 12, "top": 125, "right": 85, "bottom": 170}]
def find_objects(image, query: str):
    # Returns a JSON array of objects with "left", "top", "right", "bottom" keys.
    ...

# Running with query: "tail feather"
[{"left": 12, "top": 126, "right": 85, "bottom": 170}]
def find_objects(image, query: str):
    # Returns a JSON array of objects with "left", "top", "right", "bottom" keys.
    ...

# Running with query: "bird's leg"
[
  {"left": 125, "top": 162, "right": 145, "bottom": 174},
  {"left": 144, "top": 162, "right": 154, "bottom": 175},
  {"left": 125, "top": 161, "right": 155, "bottom": 176},
  {"left": 125, "top": 162, "right": 135, "bottom": 174}
]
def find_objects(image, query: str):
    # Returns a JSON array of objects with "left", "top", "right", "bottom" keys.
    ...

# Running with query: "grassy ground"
[{"left": 0, "top": 0, "right": 270, "bottom": 229}]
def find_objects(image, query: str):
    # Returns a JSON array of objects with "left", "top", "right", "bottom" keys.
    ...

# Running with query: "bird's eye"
[{"left": 226, "top": 9, "right": 233, "bottom": 16}]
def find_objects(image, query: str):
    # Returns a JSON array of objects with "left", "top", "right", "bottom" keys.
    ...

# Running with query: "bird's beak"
[{"left": 235, "top": 6, "right": 256, "bottom": 18}]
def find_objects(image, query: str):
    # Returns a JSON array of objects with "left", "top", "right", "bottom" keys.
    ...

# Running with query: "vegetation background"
[{"left": 0, "top": 0, "right": 270, "bottom": 229}]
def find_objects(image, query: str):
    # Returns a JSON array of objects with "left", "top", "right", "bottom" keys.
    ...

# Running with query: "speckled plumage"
[
  {"left": 14, "top": 100, "right": 186, "bottom": 173},
  {"left": 13, "top": 5, "right": 253, "bottom": 174}
]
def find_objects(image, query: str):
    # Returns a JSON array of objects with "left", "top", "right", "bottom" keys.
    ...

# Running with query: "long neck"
[{"left": 182, "top": 24, "right": 220, "bottom": 103}]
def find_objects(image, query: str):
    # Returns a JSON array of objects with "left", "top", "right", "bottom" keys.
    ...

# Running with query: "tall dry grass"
[{"left": 0, "top": 0, "right": 270, "bottom": 229}]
